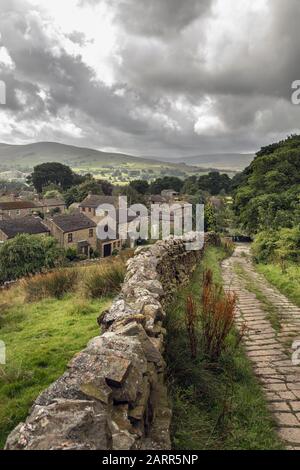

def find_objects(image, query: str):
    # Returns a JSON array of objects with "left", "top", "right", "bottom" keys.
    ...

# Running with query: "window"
[
  {"left": 16, "top": 210, "right": 20, "bottom": 216},
  {"left": 82, "top": 207, "right": 85, "bottom": 212},
  {"left": 89, "top": 229, "right": 93, "bottom": 238},
  {"left": 68, "top": 233, "right": 73, "bottom": 243},
  {"left": 88, "top": 207, "right": 92, "bottom": 212}
]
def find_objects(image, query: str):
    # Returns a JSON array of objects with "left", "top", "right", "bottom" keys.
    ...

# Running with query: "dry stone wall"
[{"left": 5, "top": 232, "right": 220, "bottom": 451}]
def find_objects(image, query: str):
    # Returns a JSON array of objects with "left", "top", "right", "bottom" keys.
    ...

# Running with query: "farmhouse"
[
  {"left": 0, "top": 200, "right": 40, "bottom": 220},
  {"left": 45, "top": 212, "right": 97, "bottom": 257},
  {"left": 0, "top": 216, "right": 50, "bottom": 242},
  {"left": 79, "top": 194, "right": 116, "bottom": 218},
  {"left": 36, "top": 198, "right": 66, "bottom": 215},
  {"left": 161, "top": 189, "right": 179, "bottom": 201},
  {"left": 149, "top": 194, "right": 166, "bottom": 205},
  {"left": 97, "top": 209, "right": 141, "bottom": 257}
]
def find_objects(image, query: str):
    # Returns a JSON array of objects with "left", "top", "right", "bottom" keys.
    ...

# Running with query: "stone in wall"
[{"left": 5, "top": 232, "right": 219, "bottom": 451}]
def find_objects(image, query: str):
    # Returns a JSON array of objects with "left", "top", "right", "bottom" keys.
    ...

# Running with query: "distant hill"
[
  {"left": 0, "top": 142, "right": 216, "bottom": 184},
  {"left": 174, "top": 153, "right": 254, "bottom": 171},
  {"left": 0, "top": 142, "right": 244, "bottom": 185},
  {"left": 0, "top": 143, "right": 251, "bottom": 171},
  {"left": 0, "top": 142, "right": 164, "bottom": 168}
]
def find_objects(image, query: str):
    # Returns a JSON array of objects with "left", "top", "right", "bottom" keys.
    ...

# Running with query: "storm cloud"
[{"left": 0, "top": 0, "right": 300, "bottom": 157}]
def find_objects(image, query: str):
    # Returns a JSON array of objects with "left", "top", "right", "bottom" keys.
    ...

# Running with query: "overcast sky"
[{"left": 1, "top": 0, "right": 300, "bottom": 158}]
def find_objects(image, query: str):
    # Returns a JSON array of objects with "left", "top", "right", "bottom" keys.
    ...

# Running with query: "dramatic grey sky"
[{"left": 1, "top": 0, "right": 300, "bottom": 157}]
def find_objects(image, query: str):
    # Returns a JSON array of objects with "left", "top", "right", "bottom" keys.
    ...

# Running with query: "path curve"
[{"left": 222, "top": 244, "right": 300, "bottom": 450}]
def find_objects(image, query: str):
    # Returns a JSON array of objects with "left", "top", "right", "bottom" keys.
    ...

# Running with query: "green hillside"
[
  {"left": 0, "top": 142, "right": 213, "bottom": 184},
  {"left": 234, "top": 135, "right": 300, "bottom": 233}
]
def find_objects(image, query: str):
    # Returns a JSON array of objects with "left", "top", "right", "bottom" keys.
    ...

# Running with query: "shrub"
[
  {"left": 65, "top": 247, "right": 78, "bottom": 262},
  {"left": 200, "top": 270, "right": 237, "bottom": 361},
  {"left": 23, "top": 269, "right": 78, "bottom": 301},
  {"left": 77, "top": 254, "right": 88, "bottom": 261},
  {"left": 0, "top": 234, "right": 64, "bottom": 283},
  {"left": 252, "top": 226, "right": 300, "bottom": 264},
  {"left": 90, "top": 249, "right": 100, "bottom": 259},
  {"left": 84, "top": 262, "right": 125, "bottom": 298},
  {"left": 221, "top": 239, "right": 235, "bottom": 257}
]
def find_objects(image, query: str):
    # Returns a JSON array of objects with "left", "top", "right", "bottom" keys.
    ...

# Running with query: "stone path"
[{"left": 222, "top": 244, "right": 300, "bottom": 450}]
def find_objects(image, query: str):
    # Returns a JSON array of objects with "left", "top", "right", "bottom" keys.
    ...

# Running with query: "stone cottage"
[
  {"left": 78, "top": 193, "right": 142, "bottom": 257},
  {"left": 79, "top": 194, "right": 116, "bottom": 219},
  {"left": 45, "top": 212, "right": 97, "bottom": 257},
  {"left": 0, "top": 216, "right": 50, "bottom": 242},
  {"left": 0, "top": 200, "right": 40, "bottom": 220},
  {"left": 35, "top": 198, "right": 66, "bottom": 215},
  {"left": 97, "top": 209, "right": 141, "bottom": 257}
]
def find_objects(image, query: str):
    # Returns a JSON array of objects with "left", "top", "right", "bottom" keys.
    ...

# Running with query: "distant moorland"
[{"left": 0, "top": 142, "right": 250, "bottom": 184}]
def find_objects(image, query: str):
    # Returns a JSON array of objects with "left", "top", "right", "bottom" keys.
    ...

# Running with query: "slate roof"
[
  {"left": 51, "top": 213, "right": 97, "bottom": 233},
  {"left": 0, "top": 200, "right": 39, "bottom": 210},
  {"left": 37, "top": 198, "right": 66, "bottom": 207},
  {"left": 79, "top": 194, "right": 116, "bottom": 208},
  {"left": 149, "top": 195, "right": 165, "bottom": 203},
  {"left": 0, "top": 216, "right": 49, "bottom": 239}
]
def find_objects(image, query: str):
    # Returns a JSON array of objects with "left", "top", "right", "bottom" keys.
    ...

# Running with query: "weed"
[{"left": 201, "top": 270, "right": 237, "bottom": 361}]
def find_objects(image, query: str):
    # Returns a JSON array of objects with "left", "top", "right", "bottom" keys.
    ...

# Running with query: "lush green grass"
[
  {"left": 0, "top": 292, "right": 111, "bottom": 448},
  {"left": 165, "top": 246, "right": 283, "bottom": 450},
  {"left": 233, "top": 262, "right": 282, "bottom": 332},
  {"left": 257, "top": 263, "right": 300, "bottom": 308}
]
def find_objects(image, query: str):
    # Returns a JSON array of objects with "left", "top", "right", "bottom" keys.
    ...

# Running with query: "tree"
[
  {"left": 115, "top": 185, "right": 143, "bottom": 205},
  {"left": 63, "top": 178, "right": 113, "bottom": 207},
  {"left": 149, "top": 176, "right": 184, "bottom": 194},
  {"left": 28, "top": 162, "right": 75, "bottom": 193},
  {"left": 0, "top": 235, "right": 64, "bottom": 283},
  {"left": 182, "top": 175, "right": 198, "bottom": 195},
  {"left": 129, "top": 179, "right": 149, "bottom": 194},
  {"left": 198, "top": 171, "right": 231, "bottom": 195},
  {"left": 252, "top": 226, "right": 300, "bottom": 264},
  {"left": 233, "top": 135, "right": 300, "bottom": 233},
  {"left": 204, "top": 203, "right": 217, "bottom": 232}
]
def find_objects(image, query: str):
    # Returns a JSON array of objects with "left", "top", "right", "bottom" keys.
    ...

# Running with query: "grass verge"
[
  {"left": 165, "top": 246, "right": 283, "bottom": 450},
  {"left": 233, "top": 262, "right": 282, "bottom": 332},
  {"left": 0, "top": 293, "right": 111, "bottom": 448},
  {"left": 256, "top": 263, "right": 300, "bottom": 308}
]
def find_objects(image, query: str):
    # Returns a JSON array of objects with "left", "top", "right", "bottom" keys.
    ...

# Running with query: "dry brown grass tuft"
[
  {"left": 23, "top": 269, "right": 79, "bottom": 301},
  {"left": 83, "top": 259, "right": 126, "bottom": 298},
  {"left": 201, "top": 269, "right": 237, "bottom": 360}
]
